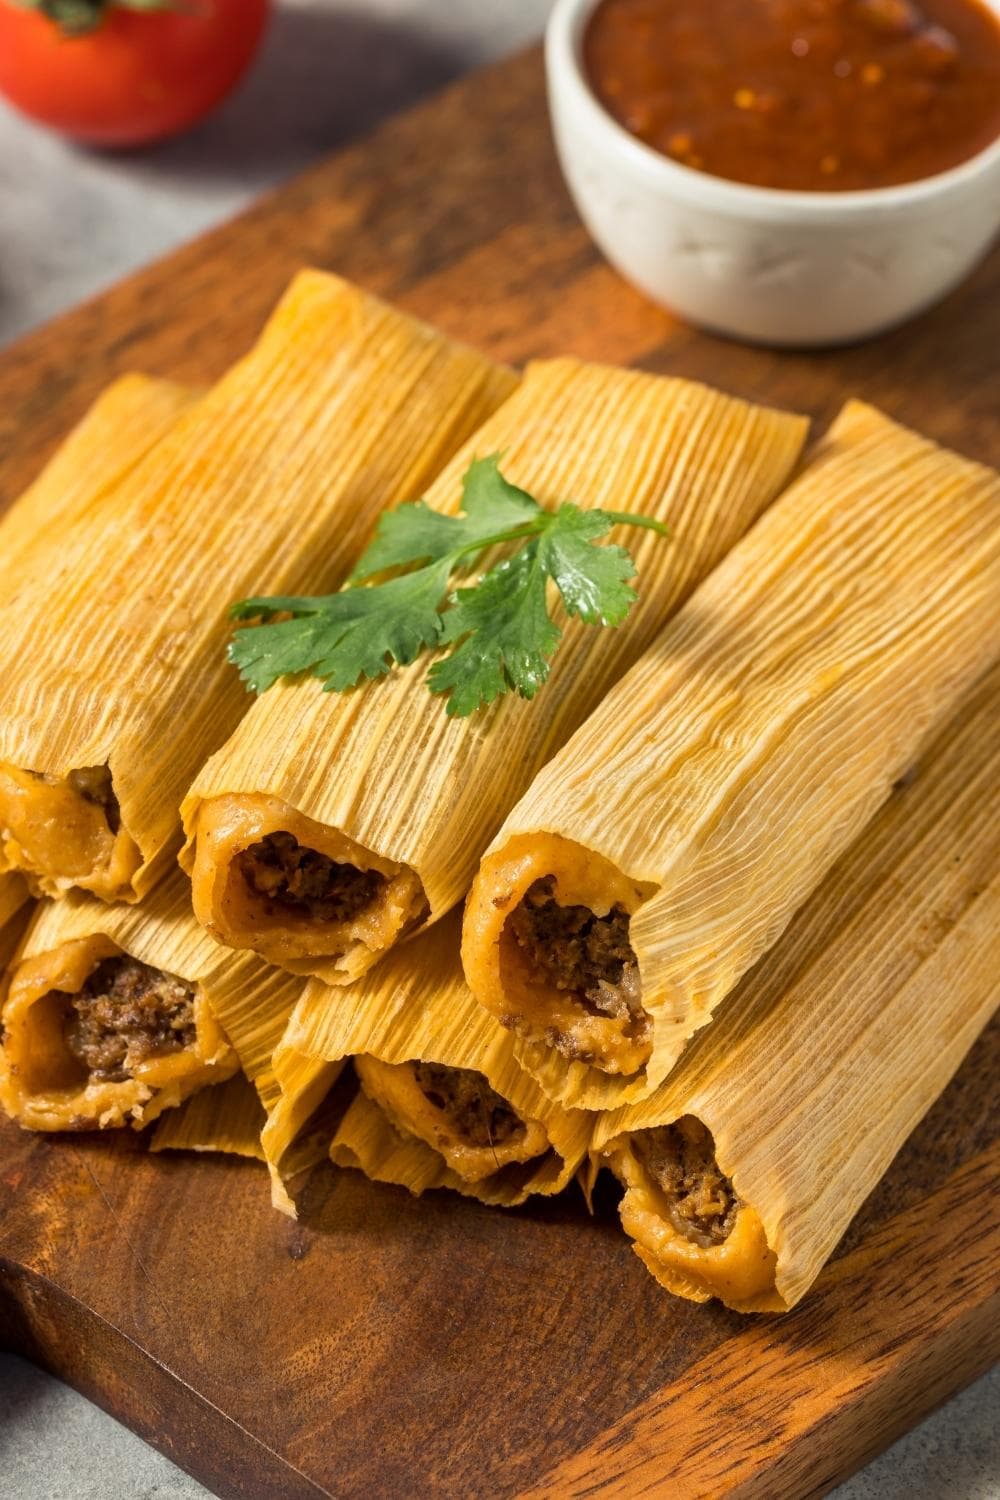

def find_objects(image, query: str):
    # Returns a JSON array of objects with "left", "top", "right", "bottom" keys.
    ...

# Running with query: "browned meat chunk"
[
  {"left": 235, "top": 830, "right": 384, "bottom": 923},
  {"left": 507, "top": 876, "right": 646, "bottom": 1029},
  {"left": 61, "top": 957, "right": 196, "bottom": 1083},
  {"left": 68, "top": 764, "right": 121, "bottom": 834},
  {"left": 413, "top": 1061, "right": 526, "bottom": 1148},
  {"left": 635, "top": 1117, "right": 737, "bottom": 1247}
]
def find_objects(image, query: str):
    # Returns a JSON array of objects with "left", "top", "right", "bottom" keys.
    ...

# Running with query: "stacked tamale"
[{"left": 2, "top": 268, "right": 997, "bottom": 1316}]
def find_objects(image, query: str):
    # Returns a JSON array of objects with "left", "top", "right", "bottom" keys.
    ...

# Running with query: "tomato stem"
[{"left": 14, "top": 0, "right": 177, "bottom": 37}]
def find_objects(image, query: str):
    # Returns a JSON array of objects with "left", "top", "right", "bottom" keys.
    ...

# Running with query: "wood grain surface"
[{"left": 0, "top": 45, "right": 998, "bottom": 1500}]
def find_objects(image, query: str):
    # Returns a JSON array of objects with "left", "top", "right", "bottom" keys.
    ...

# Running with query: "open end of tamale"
[
  {"left": 354, "top": 1054, "right": 551, "bottom": 1184},
  {"left": 0, "top": 761, "right": 142, "bottom": 901},
  {"left": 507, "top": 877, "right": 647, "bottom": 1049},
  {"left": 606, "top": 1116, "right": 779, "bottom": 1310},
  {"left": 464, "top": 832, "right": 655, "bottom": 1077},
  {"left": 234, "top": 832, "right": 387, "bottom": 927},
  {"left": 189, "top": 795, "right": 428, "bottom": 977},
  {"left": 633, "top": 1118, "right": 739, "bottom": 1248},
  {"left": 60, "top": 956, "right": 197, "bottom": 1085},
  {"left": 0, "top": 936, "right": 235, "bottom": 1130}
]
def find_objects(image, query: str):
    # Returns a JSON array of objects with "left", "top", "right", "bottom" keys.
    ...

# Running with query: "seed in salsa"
[{"left": 584, "top": 0, "right": 1000, "bottom": 191}]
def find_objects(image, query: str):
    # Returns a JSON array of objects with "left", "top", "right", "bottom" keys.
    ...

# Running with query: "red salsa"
[{"left": 584, "top": 0, "right": 1000, "bottom": 191}]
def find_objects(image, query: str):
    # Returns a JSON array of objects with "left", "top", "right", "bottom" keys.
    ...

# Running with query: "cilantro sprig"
[{"left": 228, "top": 456, "right": 669, "bottom": 718}]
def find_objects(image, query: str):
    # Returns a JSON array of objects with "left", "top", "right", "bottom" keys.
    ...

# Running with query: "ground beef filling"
[
  {"left": 413, "top": 1061, "right": 526, "bottom": 1149},
  {"left": 635, "top": 1117, "right": 738, "bottom": 1248},
  {"left": 506, "top": 877, "right": 647, "bottom": 1031},
  {"left": 235, "top": 831, "right": 385, "bottom": 924},
  {"left": 60, "top": 957, "right": 196, "bottom": 1083}
]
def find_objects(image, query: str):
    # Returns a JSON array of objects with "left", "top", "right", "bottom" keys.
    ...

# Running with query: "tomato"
[{"left": 0, "top": 0, "right": 271, "bottom": 147}]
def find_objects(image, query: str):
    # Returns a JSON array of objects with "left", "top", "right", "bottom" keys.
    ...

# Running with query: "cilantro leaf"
[
  {"left": 229, "top": 559, "right": 452, "bottom": 693},
  {"left": 349, "top": 454, "right": 540, "bottom": 581},
  {"left": 428, "top": 546, "right": 562, "bottom": 717},
  {"left": 229, "top": 593, "right": 336, "bottom": 622},
  {"left": 228, "top": 456, "right": 671, "bottom": 716},
  {"left": 457, "top": 453, "right": 542, "bottom": 532},
  {"left": 348, "top": 501, "right": 469, "bottom": 581},
  {"left": 536, "top": 504, "right": 639, "bottom": 625}
]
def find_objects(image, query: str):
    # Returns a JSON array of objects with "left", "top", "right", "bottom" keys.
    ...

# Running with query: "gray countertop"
[
  {"left": 0, "top": 3, "right": 996, "bottom": 1496},
  {"left": 0, "top": 0, "right": 554, "bottom": 347}
]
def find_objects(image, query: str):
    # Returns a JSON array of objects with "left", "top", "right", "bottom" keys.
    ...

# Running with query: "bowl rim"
[{"left": 546, "top": 0, "right": 1000, "bottom": 217}]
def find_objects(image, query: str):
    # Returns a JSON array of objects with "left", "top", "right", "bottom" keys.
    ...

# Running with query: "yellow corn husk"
[
  {"left": 0, "top": 373, "right": 197, "bottom": 562},
  {"left": 0, "top": 872, "right": 29, "bottom": 932},
  {"left": 270, "top": 912, "right": 592, "bottom": 1208},
  {"left": 463, "top": 400, "right": 1000, "bottom": 1110},
  {"left": 149, "top": 1069, "right": 335, "bottom": 1192},
  {"left": 134, "top": 889, "right": 328, "bottom": 1212},
  {"left": 259, "top": 1049, "right": 341, "bottom": 1212},
  {"left": 151, "top": 1073, "right": 267, "bottom": 1161},
  {"left": 0, "top": 270, "right": 516, "bottom": 904},
  {"left": 0, "top": 869, "right": 299, "bottom": 1132},
  {"left": 183, "top": 359, "right": 807, "bottom": 982},
  {"left": 0, "top": 875, "right": 31, "bottom": 968},
  {"left": 191, "top": 959, "right": 321, "bottom": 1217},
  {"left": 159, "top": 986, "right": 338, "bottom": 1213},
  {"left": 590, "top": 661, "right": 1000, "bottom": 1312}
]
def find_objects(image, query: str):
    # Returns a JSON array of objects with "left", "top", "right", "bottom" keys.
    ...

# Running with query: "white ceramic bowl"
[{"left": 546, "top": 0, "right": 1000, "bottom": 346}]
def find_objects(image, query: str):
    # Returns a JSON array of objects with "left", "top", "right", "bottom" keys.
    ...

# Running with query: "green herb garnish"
[{"left": 228, "top": 456, "right": 669, "bottom": 718}]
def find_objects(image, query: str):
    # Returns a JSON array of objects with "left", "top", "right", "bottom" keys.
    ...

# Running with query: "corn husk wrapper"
[
  {"left": 151, "top": 1073, "right": 267, "bottom": 1161},
  {"left": 186, "top": 958, "right": 332, "bottom": 1216},
  {"left": 152, "top": 1069, "right": 354, "bottom": 1213},
  {"left": 270, "top": 912, "right": 592, "bottom": 1208},
  {"left": 591, "top": 661, "right": 1000, "bottom": 1312},
  {"left": 259, "top": 1049, "right": 342, "bottom": 1211},
  {"left": 0, "top": 875, "right": 31, "bottom": 969},
  {"left": 0, "top": 270, "right": 516, "bottom": 903},
  {"left": 183, "top": 359, "right": 807, "bottom": 982},
  {"left": 148, "top": 910, "right": 334, "bottom": 1211},
  {"left": 146, "top": 991, "right": 346, "bottom": 1210},
  {"left": 0, "top": 872, "right": 29, "bottom": 933},
  {"left": 149, "top": 1071, "right": 338, "bottom": 1188},
  {"left": 0, "top": 870, "right": 299, "bottom": 1132},
  {"left": 0, "top": 373, "right": 196, "bottom": 564},
  {"left": 464, "top": 400, "right": 1000, "bottom": 1110}
]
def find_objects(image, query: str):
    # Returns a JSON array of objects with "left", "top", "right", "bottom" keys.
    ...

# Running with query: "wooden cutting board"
[{"left": 0, "top": 47, "right": 997, "bottom": 1500}]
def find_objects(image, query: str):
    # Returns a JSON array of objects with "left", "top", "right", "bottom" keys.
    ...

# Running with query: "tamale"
[
  {"left": 183, "top": 360, "right": 807, "bottom": 981},
  {"left": 0, "top": 373, "right": 196, "bottom": 563},
  {"left": 0, "top": 870, "right": 299, "bottom": 1132},
  {"left": 590, "top": 661, "right": 1000, "bottom": 1312},
  {"left": 463, "top": 401, "right": 1000, "bottom": 1109},
  {"left": 270, "top": 913, "right": 592, "bottom": 1208},
  {"left": 0, "top": 271, "right": 516, "bottom": 903},
  {"left": 0, "top": 373, "right": 197, "bottom": 910}
]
